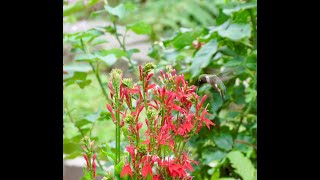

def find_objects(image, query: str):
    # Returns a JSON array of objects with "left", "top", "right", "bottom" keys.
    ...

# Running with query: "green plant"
[{"left": 147, "top": 0, "right": 257, "bottom": 179}]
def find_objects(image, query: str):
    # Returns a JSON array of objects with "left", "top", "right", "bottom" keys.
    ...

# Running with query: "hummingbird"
[{"left": 197, "top": 74, "right": 227, "bottom": 101}]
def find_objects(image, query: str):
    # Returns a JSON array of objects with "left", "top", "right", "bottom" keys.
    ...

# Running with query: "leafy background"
[{"left": 63, "top": 0, "right": 256, "bottom": 179}]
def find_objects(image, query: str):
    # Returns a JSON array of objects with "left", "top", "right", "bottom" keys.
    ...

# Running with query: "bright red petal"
[{"left": 120, "top": 164, "right": 133, "bottom": 178}]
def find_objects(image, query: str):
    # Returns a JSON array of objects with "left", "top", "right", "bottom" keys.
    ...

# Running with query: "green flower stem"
[
  {"left": 114, "top": 85, "right": 121, "bottom": 178},
  {"left": 177, "top": 141, "right": 187, "bottom": 162},
  {"left": 111, "top": 20, "right": 135, "bottom": 68},
  {"left": 80, "top": 38, "right": 108, "bottom": 99},
  {"left": 64, "top": 101, "right": 85, "bottom": 137},
  {"left": 234, "top": 104, "right": 252, "bottom": 139},
  {"left": 142, "top": 78, "right": 148, "bottom": 111},
  {"left": 91, "top": 62, "right": 109, "bottom": 99},
  {"left": 64, "top": 99, "right": 103, "bottom": 177}
]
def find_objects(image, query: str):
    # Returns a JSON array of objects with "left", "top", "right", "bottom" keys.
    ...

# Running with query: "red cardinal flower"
[
  {"left": 92, "top": 160, "right": 97, "bottom": 178},
  {"left": 83, "top": 154, "right": 89, "bottom": 169},
  {"left": 105, "top": 65, "right": 214, "bottom": 179},
  {"left": 121, "top": 164, "right": 133, "bottom": 178},
  {"left": 126, "top": 145, "right": 135, "bottom": 158},
  {"left": 142, "top": 163, "right": 153, "bottom": 177}
]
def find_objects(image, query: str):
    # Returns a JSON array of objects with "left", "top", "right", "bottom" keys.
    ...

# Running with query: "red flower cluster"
[
  {"left": 82, "top": 140, "right": 97, "bottom": 178},
  {"left": 107, "top": 64, "right": 214, "bottom": 179}
]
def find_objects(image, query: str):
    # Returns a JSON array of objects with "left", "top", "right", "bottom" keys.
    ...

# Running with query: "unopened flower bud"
[
  {"left": 110, "top": 69, "right": 123, "bottom": 91},
  {"left": 124, "top": 114, "right": 134, "bottom": 124},
  {"left": 123, "top": 78, "right": 133, "bottom": 88},
  {"left": 138, "top": 144, "right": 148, "bottom": 154},
  {"left": 143, "top": 63, "right": 155, "bottom": 75},
  {"left": 146, "top": 109, "right": 157, "bottom": 119},
  {"left": 90, "top": 140, "right": 95, "bottom": 149}
]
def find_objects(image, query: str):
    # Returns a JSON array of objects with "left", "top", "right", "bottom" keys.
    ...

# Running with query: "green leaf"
[
  {"left": 223, "top": 2, "right": 257, "bottom": 15},
  {"left": 210, "top": 168, "right": 220, "bottom": 180},
  {"left": 202, "top": 149, "right": 227, "bottom": 166},
  {"left": 148, "top": 44, "right": 162, "bottom": 59},
  {"left": 234, "top": 134, "right": 255, "bottom": 153},
  {"left": 81, "top": 168, "right": 93, "bottom": 180},
  {"left": 219, "top": 23, "right": 251, "bottom": 41},
  {"left": 211, "top": 91, "right": 224, "bottom": 112},
  {"left": 227, "top": 151, "right": 257, "bottom": 180},
  {"left": 214, "top": 133, "right": 233, "bottom": 151},
  {"left": 98, "top": 111, "right": 112, "bottom": 121},
  {"left": 63, "top": 141, "right": 81, "bottom": 154},
  {"left": 75, "top": 119, "right": 92, "bottom": 128},
  {"left": 225, "top": 57, "right": 245, "bottom": 67},
  {"left": 101, "top": 143, "right": 116, "bottom": 163},
  {"left": 216, "top": 9, "right": 229, "bottom": 25},
  {"left": 114, "top": 160, "right": 125, "bottom": 175},
  {"left": 190, "top": 40, "right": 218, "bottom": 78},
  {"left": 103, "top": 25, "right": 116, "bottom": 34},
  {"left": 64, "top": 71, "right": 92, "bottom": 89},
  {"left": 75, "top": 29, "right": 104, "bottom": 43},
  {"left": 91, "top": 38, "right": 108, "bottom": 46},
  {"left": 218, "top": 178, "right": 236, "bottom": 180},
  {"left": 105, "top": 3, "right": 126, "bottom": 19},
  {"left": 127, "top": 22, "right": 152, "bottom": 35},
  {"left": 97, "top": 49, "right": 127, "bottom": 58},
  {"left": 74, "top": 54, "right": 96, "bottom": 62},
  {"left": 64, "top": 2, "right": 85, "bottom": 17},
  {"left": 218, "top": 46, "right": 237, "bottom": 57},
  {"left": 245, "top": 89, "right": 256, "bottom": 103},
  {"left": 96, "top": 54, "right": 117, "bottom": 66},
  {"left": 164, "top": 30, "right": 202, "bottom": 49},
  {"left": 77, "top": 79, "right": 92, "bottom": 89},
  {"left": 127, "top": 49, "right": 140, "bottom": 58},
  {"left": 85, "top": 111, "right": 101, "bottom": 122},
  {"left": 102, "top": 150, "right": 116, "bottom": 163}
]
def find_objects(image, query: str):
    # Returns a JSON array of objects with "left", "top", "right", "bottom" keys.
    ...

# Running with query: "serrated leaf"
[
  {"left": 190, "top": 40, "right": 218, "bottom": 78},
  {"left": 127, "top": 22, "right": 152, "bottom": 35},
  {"left": 227, "top": 151, "right": 256, "bottom": 180},
  {"left": 214, "top": 133, "right": 233, "bottom": 151}
]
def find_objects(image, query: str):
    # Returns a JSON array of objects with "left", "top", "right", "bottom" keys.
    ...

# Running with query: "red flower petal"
[
  {"left": 120, "top": 164, "right": 133, "bottom": 178},
  {"left": 142, "top": 163, "right": 153, "bottom": 177}
]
